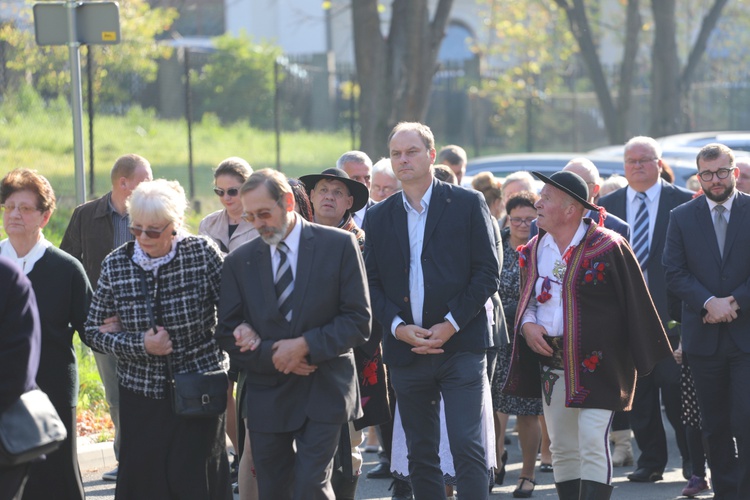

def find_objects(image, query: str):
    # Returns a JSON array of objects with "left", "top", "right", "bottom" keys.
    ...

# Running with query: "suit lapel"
[
  {"left": 652, "top": 180, "right": 672, "bottom": 253},
  {"left": 423, "top": 180, "right": 447, "bottom": 250},
  {"left": 391, "top": 198, "right": 410, "bottom": 265},
  {"left": 724, "top": 192, "right": 749, "bottom": 261},
  {"left": 290, "top": 220, "right": 314, "bottom": 332},
  {"left": 256, "top": 240, "right": 287, "bottom": 326},
  {"left": 694, "top": 198, "right": 722, "bottom": 265}
]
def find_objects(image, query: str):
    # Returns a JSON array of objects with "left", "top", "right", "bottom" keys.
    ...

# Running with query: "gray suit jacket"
[
  {"left": 599, "top": 179, "right": 693, "bottom": 329},
  {"left": 216, "top": 217, "right": 371, "bottom": 433}
]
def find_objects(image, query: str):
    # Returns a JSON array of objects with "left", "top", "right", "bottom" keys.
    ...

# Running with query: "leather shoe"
[
  {"left": 627, "top": 467, "right": 663, "bottom": 482},
  {"left": 389, "top": 478, "right": 413, "bottom": 500},
  {"left": 367, "top": 461, "right": 393, "bottom": 479}
]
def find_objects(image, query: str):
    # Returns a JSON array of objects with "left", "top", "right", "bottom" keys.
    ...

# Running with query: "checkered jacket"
[{"left": 84, "top": 236, "right": 228, "bottom": 399}]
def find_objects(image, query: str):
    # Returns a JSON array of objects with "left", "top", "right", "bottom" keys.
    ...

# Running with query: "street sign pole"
[
  {"left": 66, "top": 0, "right": 86, "bottom": 205},
  {"left": 34, "top": 0, "right": 120, "bottom": 205}
]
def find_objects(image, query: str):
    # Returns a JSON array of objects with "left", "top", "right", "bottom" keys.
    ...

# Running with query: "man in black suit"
[
  {"left": 364, "top": 122, "right": 499, "bottom": 499},
  {"left": 216, "top": 169, "right": 371, "bottom": 500},
  {"left": 598, "top": 136, "right": 693, "bottom": 482},
  {"left": 665, "top": 143, "right": 750, "bottom": 500}
]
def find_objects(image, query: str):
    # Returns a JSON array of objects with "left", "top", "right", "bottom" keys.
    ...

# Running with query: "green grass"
[
  {"left": 1, "top": 103, "right": 352, "bottom": 419},
  {"left": 0, "top": 105, "right": 353, "bottom": 215}
]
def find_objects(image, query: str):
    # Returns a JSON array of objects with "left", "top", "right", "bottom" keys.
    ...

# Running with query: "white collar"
[
  {"left": 401, "top": 181, "right": 434, "bottom": 214},
  {"left": 706, "top": 190, "right": 737, "bottom": 213},
  {"left": 0, "top": 234, "right": 52, "bottom": 274},
  {"left": 626, "top": 179, "right": 661, "bottom": 203},
  {"left": 272, "top": 212, "right": 302, "bottom": 256}
]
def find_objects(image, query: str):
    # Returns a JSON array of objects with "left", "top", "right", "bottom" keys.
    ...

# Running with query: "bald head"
[
  {"left": 563, "top": 157, "right": 600, "bottom": 203},
  {"left": 736, "top": 158, "right": 750, "bottom": 194}
]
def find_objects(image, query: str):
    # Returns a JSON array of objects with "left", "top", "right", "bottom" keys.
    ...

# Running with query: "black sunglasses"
[
  {"left": 129, "top": 223, "right": 171, "bottom": 239},
  {"left": 213, "top": 187, "right": 240, "bottom": 197}
]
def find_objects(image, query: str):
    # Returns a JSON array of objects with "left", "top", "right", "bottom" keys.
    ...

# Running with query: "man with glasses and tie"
[
  {"left": 665, "top": 143, "right": 750, "bottom": 500},
  {"left": 215, "top": 168, "right": 370, "bottom": 500},
  {"left": 60, "top": 153, "right": 152, "bottom": 482},
  {"left": 598, "top": 136, "right": 693, "bottom": 483}
]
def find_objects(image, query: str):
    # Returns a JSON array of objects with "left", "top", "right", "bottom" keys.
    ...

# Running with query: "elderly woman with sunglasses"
[
  {"left": 84, "top": 179, "right": 231, "bottom": 499},
  {"left": 199, "top": 157, "right": 258, "bottom": 254},
  {"left": 0, "top": 169, "right": 91, "bottom": 500}
]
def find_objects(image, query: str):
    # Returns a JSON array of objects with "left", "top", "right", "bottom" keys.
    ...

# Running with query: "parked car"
[
  {"left": 657, "top": 131, "right": 750, "bottom": 152},
  {"left": 588, "top": 145, "right": 705, "bottom": 164},
  {"left": 465, "top": 152, "right": 696, "bottom": 187}
]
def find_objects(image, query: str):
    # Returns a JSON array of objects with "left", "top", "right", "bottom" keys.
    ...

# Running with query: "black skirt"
[{"left": 116, "top": 385, "right": 232, "bottom": 500}]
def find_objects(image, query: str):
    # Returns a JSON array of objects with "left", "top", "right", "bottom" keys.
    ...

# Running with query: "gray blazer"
[{"left": 216, "top": 217, "right": 371, "bottom": 433}]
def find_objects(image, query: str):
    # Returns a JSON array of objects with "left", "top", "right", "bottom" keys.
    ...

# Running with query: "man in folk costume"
[{"left": 502, "top": 171, "right": 673, "bottom": 500}]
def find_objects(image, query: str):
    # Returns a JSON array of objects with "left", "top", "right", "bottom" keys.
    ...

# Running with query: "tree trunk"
[
  {"left": 649, "top": 0, "right": 680, "bottom": 137},
  {"left": 352, "top": 0, "right": 453, "bottom": 159},
  {"left": 616, "top": 0, "right": 641, "bottom": 140},
  {"left": 650, "top": 0, "right": 728, "bottom": 135},
  {"left": 554, "top": 0, "right": 622, "bottom": 144}
]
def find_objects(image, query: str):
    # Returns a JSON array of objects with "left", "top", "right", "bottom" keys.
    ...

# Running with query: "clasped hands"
[
  {"left": 704, "top": 296, "right": 740, "bottom": 324},
  {"left": 233, "top": 323, "right": 317, "bottom": 376},
  {"left": 395, "top": 321, "right": 456, "bottom": 355}
]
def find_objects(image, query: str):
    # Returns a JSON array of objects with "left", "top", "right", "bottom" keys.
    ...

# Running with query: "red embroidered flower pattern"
[
  {"left": 581, "top": 351, "right": 603, "bottom": 372},
  {"left": 362, "top": 358, "right": 379, "bottom": 386},
  {"left": 583, "top": 260, "right": 607, "bottom": 285}
]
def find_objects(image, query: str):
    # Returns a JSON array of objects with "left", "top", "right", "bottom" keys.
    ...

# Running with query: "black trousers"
[
  {"left": 688, "top": 330, "right": 750, "bottom": 500},
  {"left": 249, "top": 418, "right": 341, "bottom": 500},
  {"left": 390, "top": 351, "right": 488, "bottom": 500},
  {"left": 116, "top": 386, "right": 231, "bottom": 500},
  {"left": 629, "top": 336, "right": 688, "bottom": 471},
  {"left": 0, "top": 464, "right": 30, "bottom": 500}
]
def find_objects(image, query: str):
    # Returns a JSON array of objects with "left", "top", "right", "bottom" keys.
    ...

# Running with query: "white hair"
[
  {"left": 127, "top": 179, "right": 188, "bottom": 226},
  {"left": 624, "top": 136, "right": 662, "bottom": 159},
  {"left": 502, "top": 170, "right": 535, "bottom": 194},
  {"left": 336, "top": 151, "right": 373, "bottom": 170}
]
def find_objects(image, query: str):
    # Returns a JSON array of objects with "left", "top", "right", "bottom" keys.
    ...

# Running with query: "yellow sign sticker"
[{"left": 101, "top": 32, "right": 117, "bottom": 41}]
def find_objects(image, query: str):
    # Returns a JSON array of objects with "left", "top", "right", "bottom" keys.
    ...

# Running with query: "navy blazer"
[
  {"left": 529, "top": 209, "right": 630, "bottom": 240},
  {"left": 599, "top": 180, "right": 693, "bottom": 329},
  {"left": 363, "top": 178, "right": 500, "bottom": 367},
  {"left": 664, "top": 192, "right": 750, "bottom": 355}
]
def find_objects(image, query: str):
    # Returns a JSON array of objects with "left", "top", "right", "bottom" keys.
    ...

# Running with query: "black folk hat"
[
  {"left": 299, "top": 168, "right": 370, "bottom": 213},
  {"left": 532, "top": 170, "right": 599, "bottom": 212}
]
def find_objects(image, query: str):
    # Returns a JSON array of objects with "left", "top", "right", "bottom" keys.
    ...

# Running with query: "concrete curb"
[{"left": 77, "top": 441, "right": 117, "bottom": 471}]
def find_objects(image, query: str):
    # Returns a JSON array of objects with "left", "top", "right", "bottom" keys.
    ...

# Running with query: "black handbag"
[
  {"left": 0, "top": 389, "right": 67, "bottom": 466},
  {"left": 139, "top": 269, "right": 227, "bottom": 419}
]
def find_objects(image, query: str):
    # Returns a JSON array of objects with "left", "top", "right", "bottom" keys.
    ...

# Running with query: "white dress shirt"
[
  {"left": 352, "top": 204, "right": 368, "bottom": 228},
  {"left": 703, "top": 190, "right": 736, "bottom": 308},
  {"left": 521, "top": 221, "right": 587, "bottom": 337},
  {"left": 390, "top": 183, "right": 458, "bottom": 336}
]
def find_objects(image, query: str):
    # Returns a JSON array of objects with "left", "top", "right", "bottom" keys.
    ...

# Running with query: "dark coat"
[
  {"left": 529, "top": 209, "right": 630, "bottom": 240},
  {"left": 598, "top": 180, "right": 693, "bottom": 331},
  {"left": 216, "top": 217, "right": 371, "bottom": 433},
  {"left": 664, "top": 192, "right": 750, "bottom": 355},
  {"left": 503, "top": 220, "right": 672, "bottom": 411},
  {"left": 0, "top": 257, "right": 41, "bottom": 414},
  {"left": 363, "top": 179, "right": 500, "bottom": 367},
  {"left": 60, "top": 192, "right": 116, "bottom": 289}
]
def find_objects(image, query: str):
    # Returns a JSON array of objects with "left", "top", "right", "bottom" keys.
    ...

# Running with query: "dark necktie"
[
  {"left": 631, "top": 192, "right": 650, "bottom": 270},
  {"left": 275, "top": 241, "right": 294, "bottom": 322},
  {"left": 714, "top": 205, "right": 727, "bottom": 257}
]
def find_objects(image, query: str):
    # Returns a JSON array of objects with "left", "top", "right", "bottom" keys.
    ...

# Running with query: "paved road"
[{"left": 81, "top": 413, "right": 713, "bottom": 499}]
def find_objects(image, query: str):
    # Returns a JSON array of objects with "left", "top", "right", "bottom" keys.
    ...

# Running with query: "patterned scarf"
[{"left": 132, "top": 231, "right": 186, "bottom": 275}]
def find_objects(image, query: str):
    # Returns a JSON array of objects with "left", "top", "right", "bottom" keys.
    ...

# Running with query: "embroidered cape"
[{"left": 503, "top": 219, "right": 672, "bottom": 411}]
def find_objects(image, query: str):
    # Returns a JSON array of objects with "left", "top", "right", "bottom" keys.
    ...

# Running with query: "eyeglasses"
[
  {"left": 509, "top": 217, "right": 535, "bottom": 226},
  {"left": 0, "top": 203, "right": 41, "bottom": 215},
  {"left": 625, "top": 157, "right": 658, "bottom": 166},
  {"left": 698, "top": 167, "right": 735, "bottom": 182},
  {"left": 242, "top": 203, "right": 283, "bottom": 223},
  {"left": 213, "top": 187, "right": 240, "bottom": 197},
  {"left": 129, "top": 223, "right": 171, "bottom": 239}
]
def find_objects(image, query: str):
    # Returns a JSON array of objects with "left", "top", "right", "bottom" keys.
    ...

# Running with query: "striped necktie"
[
  {"left": 275, "top": 241, "right": 294, "bottom": 322},
  {"left": 632, "top": 192, "right": 650, "bottom": 270}
]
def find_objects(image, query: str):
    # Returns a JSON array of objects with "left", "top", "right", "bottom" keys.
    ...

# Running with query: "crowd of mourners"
[{"left": 1, "top": 121, "right": 749, "bottom": 500}]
